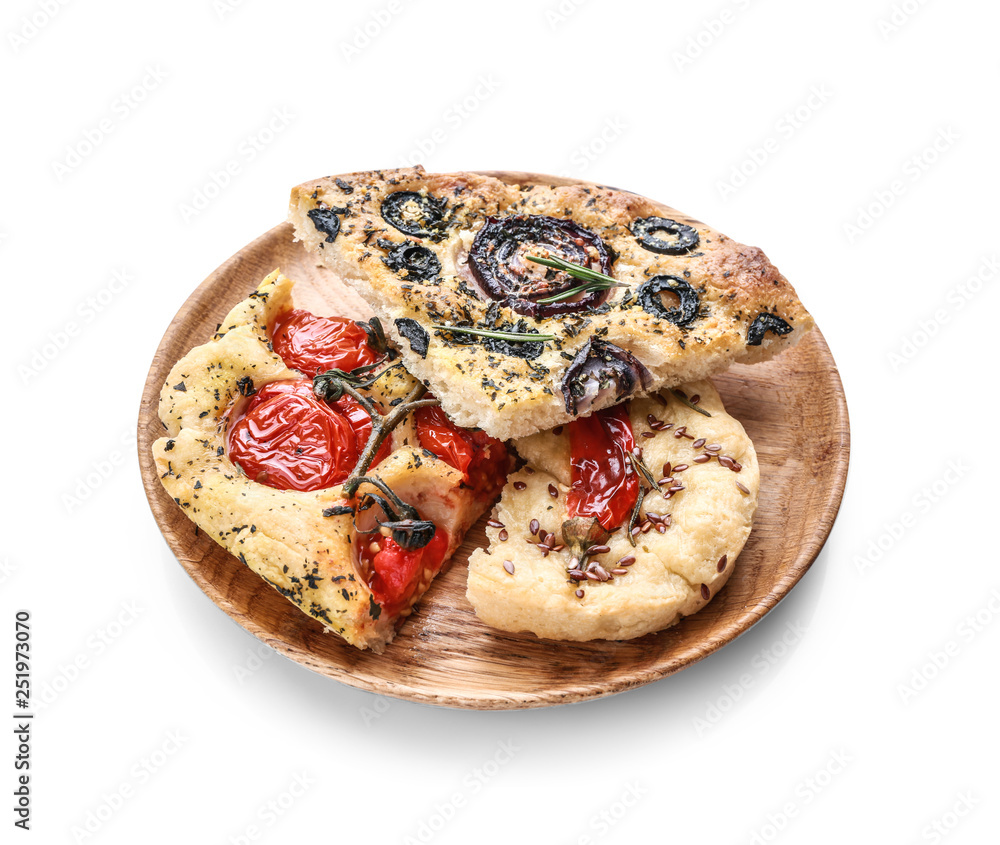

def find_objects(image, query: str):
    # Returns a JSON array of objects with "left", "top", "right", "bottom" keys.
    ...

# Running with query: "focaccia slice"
[
  {"left": 153, "top": 270, "right": 507, "bottom": 652},
  {"left": 288, "top": 166, "right": 813, "bottom": 440},
  {"left": 466, "top": 381, "right": 758, "bottom": 642}
]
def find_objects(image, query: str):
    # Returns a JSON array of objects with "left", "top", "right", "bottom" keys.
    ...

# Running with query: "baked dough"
[
  {"left": 466, "top": 381, "right": 758, "bottom": 641},
  {"left": 152, "top": 270, "right": 502, "bottom": 652},
  {"left": 288, "top": 166, "right": 812, "bottom": 440}
]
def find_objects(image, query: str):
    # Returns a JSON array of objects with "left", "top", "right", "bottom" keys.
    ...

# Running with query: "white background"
[{"left": 3, "top": 0, "right": 998, "bottom": 842}]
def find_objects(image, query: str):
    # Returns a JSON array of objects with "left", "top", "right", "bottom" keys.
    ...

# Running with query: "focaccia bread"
[
  {"left": 288, "top": 166, "right": 812, "bottom": 440},
  {"left": 466, "top": 382, "right": 758, "bottom": 641},
  {"left": 152, "top": 270, "right": 508, "bottom": 652}
]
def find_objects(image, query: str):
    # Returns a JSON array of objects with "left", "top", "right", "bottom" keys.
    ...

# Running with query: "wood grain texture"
[{"left": 137, "top": 171, "right": 850, "bottom": 709}]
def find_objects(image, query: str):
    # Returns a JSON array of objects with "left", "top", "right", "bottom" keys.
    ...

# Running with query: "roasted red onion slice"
[
  {"left": 468, "top": 215, "right": 612, "bottom": 318},
  {"left": 562, "top": 338, "right": 652, "bottom": 415}
]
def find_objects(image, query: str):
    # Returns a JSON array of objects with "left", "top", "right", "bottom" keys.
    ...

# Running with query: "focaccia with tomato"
[
  {"left": 152, "top": 270, "right": 509, "bottom": 652},
  {"left": 288, "top": 166, "right": 812, "bottom": 441},
  {"left": 466, "top": 382, "right": 758, "bottom": 641}
]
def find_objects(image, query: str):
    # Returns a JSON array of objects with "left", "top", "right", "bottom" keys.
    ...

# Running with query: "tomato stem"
[{"left": 333, "top": 380, "right": 440, "bottom": 489}]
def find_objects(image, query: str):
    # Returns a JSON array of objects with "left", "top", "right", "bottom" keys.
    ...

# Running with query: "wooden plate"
[{"left": 137, "top": 172, "right": 850, "bottom": 709}]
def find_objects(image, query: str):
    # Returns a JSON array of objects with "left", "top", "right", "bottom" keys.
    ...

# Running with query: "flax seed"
[{"left": 503, "top": 560, "right": 515, "bottom": 575}]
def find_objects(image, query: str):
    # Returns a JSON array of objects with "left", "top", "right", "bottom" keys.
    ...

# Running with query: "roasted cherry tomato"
[
  {"left": 271, "top": 309, "right": 381, "bottom": 376},
  {"left": 415, "top": 404, "right": 508, "bottom": 499},
  {"left": 566, "top": 405, "right": 639, "bottom": 531},
  {"left": 227, "top": 379, "right": 389, "bottom": 491},
  {"left": 355, "top": 528, "right": 450, "bottom": 617}
]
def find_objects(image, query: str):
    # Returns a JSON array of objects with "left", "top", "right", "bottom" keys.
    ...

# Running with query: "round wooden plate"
[{"left": 137, "top": 171, "right": 850, "bottom": 709}]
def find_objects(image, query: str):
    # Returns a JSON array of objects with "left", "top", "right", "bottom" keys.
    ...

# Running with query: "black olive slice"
[
  {"left": 632, "top": 216, "right": 699, "bottom": 255},
  {"left": 562, "top": 338, "right": 652, "bottom": 416},
  {"left": 468, "top": 215, "right": 612, "bottom": 318},
  {"left": 636, "top": 275, "right": 700, "bottom": 326},
  {"left": 382, "top": 241, "right": 441, "bottom": 282},
  {"left": 394, "top": 318, "right": 430, "bottom": 358},
  {"left": 380, "top": 191, "right": 448, "bottom": 240},
  {"left": 308, "top": 206, "right": 347, "bottom": 243},
  {"left": 746, "top": 313, "right": 793, "bottom": 346}
]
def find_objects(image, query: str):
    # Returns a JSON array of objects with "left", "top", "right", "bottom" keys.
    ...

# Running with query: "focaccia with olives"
[{"left": 288, "top": 166, "right": 812, "bottom": 440}]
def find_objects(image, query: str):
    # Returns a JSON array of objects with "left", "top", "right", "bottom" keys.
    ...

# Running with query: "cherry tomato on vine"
[
  {"left": 415, "top": 404, "right": 508, "bottom": 500},
  {"left": 271, "top": 309, "right": 381, "bottom": 376},
  {"left": 227, "top": 379, "right": 389, "bottom": 491}
]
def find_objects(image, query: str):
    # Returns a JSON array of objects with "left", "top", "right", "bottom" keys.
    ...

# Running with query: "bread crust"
[{"left": 289, "top": 166, "right": 813, "bottom": 440}]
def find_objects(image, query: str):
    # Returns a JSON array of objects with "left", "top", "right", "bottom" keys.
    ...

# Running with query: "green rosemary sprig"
[
  {"left": 431, "top": 325, "right": 556, "bottom": 343},
  {"left": 626, "top": 492, "right": 643, "bottom": 548},
  {"left": 670, "top": 388, "right": 712, "bottom": 417},
  {"left": 536, "top": 280, "right": 630, "bottom": 304},
  {"left": 630, "top": 451, "right": 659, "bottom": 490},
  {"left": 525, "top": 253, "right": 619, "bottom": 286}
]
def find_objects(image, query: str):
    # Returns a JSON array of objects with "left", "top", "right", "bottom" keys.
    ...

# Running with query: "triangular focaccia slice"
[
  {"left": 152, "top": 271, "right": 509, "bottom": 652},
  {"left": 466, "top": 382, "right": 758, "bottom": 641},
  {"left": 288, "top": 166, "right": 813, "bottom": 441}
]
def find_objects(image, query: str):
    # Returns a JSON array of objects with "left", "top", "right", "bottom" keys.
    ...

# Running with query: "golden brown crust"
[{"left": 288, "top": 166, "right": 813, "bottom": 440}]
